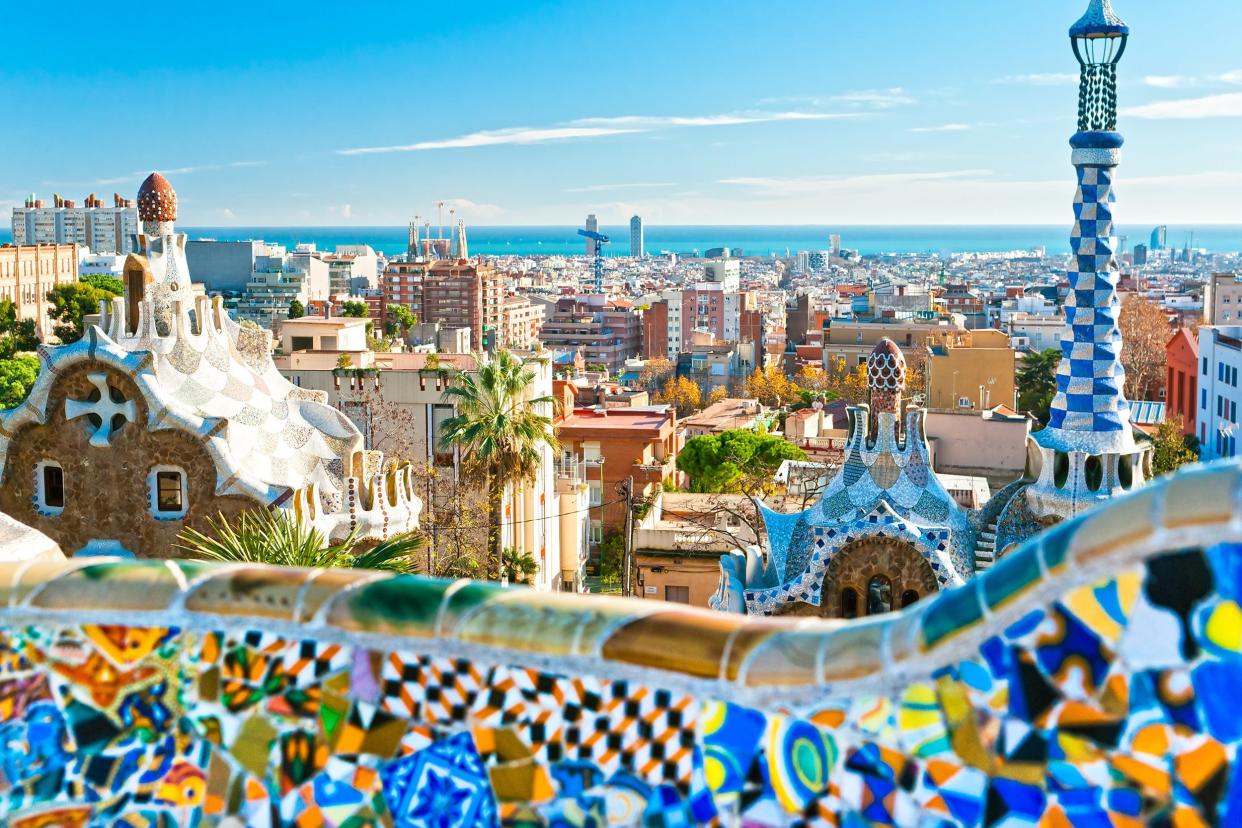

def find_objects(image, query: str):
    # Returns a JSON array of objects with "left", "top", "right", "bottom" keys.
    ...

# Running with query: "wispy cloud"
[
  {"left": 830, "top": 87, "right": 916, "bottom": 108},
  {"left": 1124, "top": 92, "right": 1242, "bottom": 119},
  {"left": 993, "top": 73, "right": 1077, "bottom": 86},
  {"left": 718, "top": 169, "right": 991, "bottom": 196},
  {"left": 864, "top": 151, "right": 946, "bottom": 163},
  {"left": 92, "top": 160, "right": 266, "bottom": 186},
  {"left": 564, "top": 182, "right": 678, "bottom": 193},
  {"left": 338, "top": 110, "right": 857, "bottom": 155},
  {"left": 909, "top": 123, "right": 971, "bottom": 133},
  {"left": 1143, "top": 70, "right": 1242, "bottom": 89}
]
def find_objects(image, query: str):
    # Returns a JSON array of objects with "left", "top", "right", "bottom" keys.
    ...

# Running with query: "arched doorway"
[{"left": 821, "top": 536, "right": 938, "bottom": 618}]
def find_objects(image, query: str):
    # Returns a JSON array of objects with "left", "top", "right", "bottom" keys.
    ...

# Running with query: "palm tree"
[
  {"left": 176, "top": 509, "right": 422, "bottom": 573},
  {"left": 438, "top": 350, "right": 559, "bottom": 579},
  {"left": 1017, "top": 348, "right": 1062, "bottom": 424}
]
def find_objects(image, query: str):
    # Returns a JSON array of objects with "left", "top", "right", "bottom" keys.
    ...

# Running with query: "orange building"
[
  {"left": 554, "top": 407, "right": 681, "bottom": 545},
  {"left": 1166, "top": 328, "right": 1199, "bottom": 437},
  {"left": 0, "top": 243, "right": 78, "bottom": 339}
]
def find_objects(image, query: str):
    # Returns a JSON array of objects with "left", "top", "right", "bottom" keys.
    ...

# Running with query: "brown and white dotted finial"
[{"left": 137, "top": 172, "right": 177, "bottom": 234}]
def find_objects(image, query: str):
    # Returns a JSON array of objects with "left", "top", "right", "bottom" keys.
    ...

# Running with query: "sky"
[{"left": 4, "top": 1, "right": 1242, "bottom": 226}]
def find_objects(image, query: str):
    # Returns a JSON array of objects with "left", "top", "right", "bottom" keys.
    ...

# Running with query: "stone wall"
[
  {"left": 0, "top": 363, "right": 259, "bottom": 558},
  {"left": 0, "top": 460, "right": 1241, "bottom": 825}
]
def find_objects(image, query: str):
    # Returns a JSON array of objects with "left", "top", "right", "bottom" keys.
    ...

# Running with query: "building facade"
[
  {"left": 537, "top": 297, "right": 643, "bottom": 374},
  {"left": 0, "top": 244, "right": 78, "bottom": 339},
  {"left": 1204, "top": 272, "right": 1242, "bottom": 325},
  {"left": 12, "top": 193, "right": 138, "bottom": 255},
  {"left": 380, "top": 259, "right": 504, "bottom": 352},
  {"left": 925, "top": 328, "right": 1017, "bottom": 411},
  {"left": 1196, "top": 325, "right": 1242, "bottom": 460},
  {"left": 629, "top": 215, "right": 643, "bottom": 258},
  {"left": 1166, "top": 327, "right": 1199, "bottom": 437}
]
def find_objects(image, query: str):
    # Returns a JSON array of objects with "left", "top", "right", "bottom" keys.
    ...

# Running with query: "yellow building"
[
  {"left": 0, "top": 244, "right": 78, "bottom": 339},
  {"left": 925, "top": 328, "right": 1016, "bottom": 411}
]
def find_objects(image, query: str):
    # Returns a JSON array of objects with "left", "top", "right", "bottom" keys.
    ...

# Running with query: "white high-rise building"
[
  {"left": 584, "top": 214, "right": 599, "bottom": 256},
  {"left": 630, "top": 215, "right": 644, "bottom": 258},
  {"left": 1198, "top": 325, "right": 1242, "bottom": 460},
  {"left": 11, "top": 193, "right": 138, "bottom": 255}
]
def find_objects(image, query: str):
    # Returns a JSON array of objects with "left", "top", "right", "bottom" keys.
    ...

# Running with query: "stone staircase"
[{"left": 975, "top": 520, "right": 999, "bottom": 572}]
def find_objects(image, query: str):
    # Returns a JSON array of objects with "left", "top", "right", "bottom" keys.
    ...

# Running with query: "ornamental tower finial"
[{"left": 1071, "top": 0, "right": 1130, "bottom": 133}]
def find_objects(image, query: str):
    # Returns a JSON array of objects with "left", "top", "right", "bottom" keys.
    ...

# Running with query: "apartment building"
[
  {"left": 925, "top": 328, "right": 1017, "bottom": 411},
  {"left": 381, "top": 259, "right": 504, "bottom": 352},
  {"left": 1196, "top": 325, "right": 1242, "bottom": 460},
  {"left": 537, "top": 296, "right": 643, "bottom": 374},
  {"left": 0, "top": 244, "right": 79, "bottom": 338},
  {"left": 12, "top": 193, "right": 137, "bottom": 255}
]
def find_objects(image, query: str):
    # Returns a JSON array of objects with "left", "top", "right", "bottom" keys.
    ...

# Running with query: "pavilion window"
[{"left": 867, "top": 576, "right": 893, "bottom": 615}]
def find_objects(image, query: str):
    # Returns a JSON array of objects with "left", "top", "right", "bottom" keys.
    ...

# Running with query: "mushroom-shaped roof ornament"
[
  {"left": 137, "top": 172, "right": 177, "bottom": 224},
  {"left": 866, "top": 338, "right": 906, "bottom": 393}
]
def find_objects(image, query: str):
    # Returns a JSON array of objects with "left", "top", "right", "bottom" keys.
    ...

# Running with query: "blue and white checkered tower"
[{"left": 1023, "top": 0, "right": 1152, "bottom": 521}]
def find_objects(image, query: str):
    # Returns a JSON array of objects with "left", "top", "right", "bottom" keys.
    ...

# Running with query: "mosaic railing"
[{"left": 2, "top": 460, "right": 1242, "bottom": 826}]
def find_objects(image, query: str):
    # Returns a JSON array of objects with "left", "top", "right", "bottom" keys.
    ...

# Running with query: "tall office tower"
[
  {"left": 585, "top": 214, "right": 599, "bottom": 256},
  {"left": 630, "top": 215, "right": 644, "bottom": 258},
  {"left": 1150, "top": 224, "right": 1167, "bottom": 251},
  {"left": 1132, "top": 243, "right": 1148, "bottom": 266},
  {"left": 995, "top": 0, "right": 1151, "bottom": 551},
  {"left": 829, "top": 234, "right": 841, "bottom": 257}
]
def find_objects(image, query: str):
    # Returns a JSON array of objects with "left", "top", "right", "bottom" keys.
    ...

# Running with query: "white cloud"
[
  {"left": 1124, "top": 92, "right": 1242, "bottom": 119},
  {"left": 909, "top": 123, "right": 971, "bottom": 133},
  {"left": 564, "top": 182, "right": 678, "bottom": 193},
  {"left": 338, "top": 110, "right": 857, "bottom": 155},
  {"left": 92, "top": 160, "right": 266, "bottom": 187},
  {"left": 717, "top": 169, "right": 992, "bottom": 196},
  {"left": 1144, "top": 75, "right": 1196, "bottom": 89},
  {"left": 830, "top": 87, "right": 916, "bottom": 108},
  {"left": 441, "top": 198, "right": 505, "bottom": 220},
  {"left": 994, "top": 73, "right": 1077, "bottom": 86}
]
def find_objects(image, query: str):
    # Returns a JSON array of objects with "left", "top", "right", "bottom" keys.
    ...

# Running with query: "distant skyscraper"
[
  {"left": 1133, "top": 243, "right": 1148, "bottom": 265},
  {"left": 829, "top": 234, "right": 841, "bottom": 257},
  {"left": 1150, "top": 224, "right": 1167, "bottom": 251},
  {"left": 585, "top": 214, "right": 599, "bottom": 256},
  {"left": 629, "top": 215, "right": 644, "bottom": 258}
]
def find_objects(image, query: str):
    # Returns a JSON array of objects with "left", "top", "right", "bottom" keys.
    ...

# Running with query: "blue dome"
[{"left": 1070, "top": 0, "right": 1129, "bottom": 38}]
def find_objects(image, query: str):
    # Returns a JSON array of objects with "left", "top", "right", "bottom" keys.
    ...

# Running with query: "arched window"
[
  {"left": 867, "top": 576, "right": 893, "bottom": 615},
  {"left": 841, "top": 588, "right": 859, "bottom": 619},
  {"left": 902, "top": 590, "right": 920, "bottom": 608}
]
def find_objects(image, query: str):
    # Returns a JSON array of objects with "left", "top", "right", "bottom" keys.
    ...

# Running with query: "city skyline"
[{"left": 5, "top": 1, "right": 1242, "bottom": 226}]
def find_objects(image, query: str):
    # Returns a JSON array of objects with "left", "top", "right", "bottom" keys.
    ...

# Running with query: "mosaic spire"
[{"left": 1038, "top": 0, "right": 1133, "bottom": 456}]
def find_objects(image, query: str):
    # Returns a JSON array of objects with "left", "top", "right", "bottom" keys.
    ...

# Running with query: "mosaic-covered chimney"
[{"left": 1022, "top": 0, "right": 1151, "bottom": 518}]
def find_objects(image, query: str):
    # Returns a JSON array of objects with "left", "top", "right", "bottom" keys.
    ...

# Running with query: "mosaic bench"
[{"left": 1, "top": 459, "right": 1241, "bottom": 826}]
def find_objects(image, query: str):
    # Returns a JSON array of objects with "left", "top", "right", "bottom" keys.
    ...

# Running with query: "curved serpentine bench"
[{"left": 1, "top": 460, "right": 1240, "bottom": 826}]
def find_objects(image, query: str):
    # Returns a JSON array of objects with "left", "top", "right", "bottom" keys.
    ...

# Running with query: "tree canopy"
[
  {"left": 1017, "top": 348, "right": 1060, "bottom": 424},
  {"left": 47, "top": 280, "right": 122, "bottom": 344},
  {"left": 676, "top": 429, "right": 806, "bottom": 493},
  {"left": 1119, "top": 295, "right": 1170, "bottom": 402},
  {"left": 0, "top": 299, "right": 38, "bottom": 358},
  {"left": 656, "top": 376, "right": 701, "bottom": 417},
  {"left": 0, "top": 354, "right": 39, "bottom": 409},
  {"left": 1151, "top": 416, "right": 1197, "bottom": 477},
  {"left": 341, "top": 300, "right": 369, "bottom": 318},
  {"left": 287, "top": 299, "right": 305, "bottom": 319}
]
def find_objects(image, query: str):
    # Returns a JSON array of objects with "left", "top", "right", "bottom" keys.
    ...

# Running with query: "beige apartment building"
[
  {"left": 925, "top": 328, "right": 1017, "bottom": 411},
  {"left": 0, "top": 244, "right": 78, "bottom": 339},
  {"left": 1205, "top": 273, "right": 1242, "bottom": 325}
]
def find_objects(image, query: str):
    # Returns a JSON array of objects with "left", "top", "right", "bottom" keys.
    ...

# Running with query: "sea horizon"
[{"left": 4, "top": 223, "right": 1240, "bottom": 258}]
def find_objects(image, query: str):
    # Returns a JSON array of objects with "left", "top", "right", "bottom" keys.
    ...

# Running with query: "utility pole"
[{"left": 618, "top": 476, "right": 635, "bottom": 597}]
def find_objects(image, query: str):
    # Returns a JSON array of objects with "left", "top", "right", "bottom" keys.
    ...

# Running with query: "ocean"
[{"left": 4, "top": 225, "right": 1241, "bottom": 258}]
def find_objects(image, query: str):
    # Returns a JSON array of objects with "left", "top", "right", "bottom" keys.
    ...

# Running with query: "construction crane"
[{"left": 577, "top": 227, "right": 610, "bottom": 293}]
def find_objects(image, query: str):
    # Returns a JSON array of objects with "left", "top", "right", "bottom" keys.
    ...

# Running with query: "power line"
[{"left": 422, "top": 497, "right": 626, "bottom": 532}]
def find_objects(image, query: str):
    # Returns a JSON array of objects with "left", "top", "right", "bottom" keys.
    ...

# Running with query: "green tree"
[
  {"left": 1151, "top": 416, "right": 1197, "bottom": 477},
  {"left": 47, "top": 281, "right": 122, "bottom": 343},
  {"left": 439, "top": 351, "right": 559, "bottom": 579},
  {"left": 501, "top": 547, "right": 539, "bottom": 585},
  {"left": 341, "top": 301, "right": 369, "bottom": 318},
  {"left": 0, "top": 300, "right": 38, "bottom": 357},
  {"left": 1017, "top": 348, "right": 1061, "bottom": 424},
  {"left": 80, "top": 273, "right": 124, "bottom": 295},
  {"left": 676, "top": 429, "right": 806, "bottom": 493},
  {"left": 387, "top": 305, "right": 417, "bottom": 335},
  {"left": 0, "top": 354, "right": 39, "bottom": 409},
  {"left": 288, "top": 299, "right": 306, "bottom": 319},
  {"left": 175, "top": 508, "right": 423, "bottom": 572}
]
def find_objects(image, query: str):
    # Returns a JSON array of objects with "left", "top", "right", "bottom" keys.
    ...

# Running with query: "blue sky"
[{"left": 4, "top": 0, "right": 1242, "bottom": 226}]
